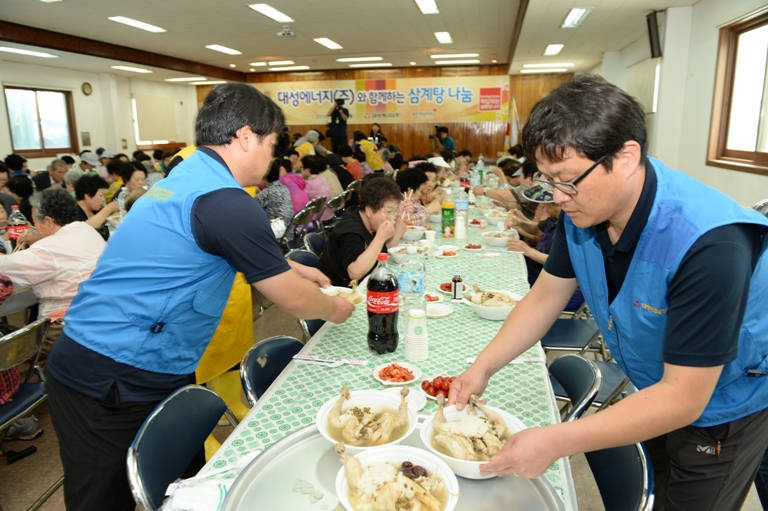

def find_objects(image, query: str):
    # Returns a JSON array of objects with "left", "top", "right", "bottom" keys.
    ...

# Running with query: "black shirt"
[
  {"left": 544, "top": 163, "right": 761, "bottom": 367},
  {"left": 75, "top": 206, "right": 110, "bottom": 242},
  {"left": 329, "top": 107, "right": 349, "bottom": 137},
  {"left": 318, "top": 206, "right": 381, "bottom": 287},
  {"left": 330, "top": 164, "right": 354, "bottom": 192},
  {"left": 48, "top": 147, "right": 291, "bottom": 402}
]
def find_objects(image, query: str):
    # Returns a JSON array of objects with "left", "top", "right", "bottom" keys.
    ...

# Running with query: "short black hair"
[
  {"left": 396, "top": 168, "right": 428, "bottom": 194},
  {"left": 152, "top": 149, "right": 164, "bottom": 160},
  {"left": 4, "top": 154, "right": 25, "bottom": 172},
  {"left": 522, "top": 74, "right": 647, "bottom": 171},
  {"left": 500, "top": 159, "right": 522, "bottom": 177},
  {"left": 7, "top": 175, "right": 34, "bottom": 198},
  {"left": 414, "top": 162, "right": 437, "bottom": 176},
  {"left": 456, "top": 149, "right": 472, "bottom": 159},
  {"left": 61, "top": 155, "right": 76, "bottom": 165},
  {"left": 267, "top": 158, "right": 289, "bottom": 183},
  {"left": 359, "top": 174, "right": 402, "bottom": 212},
  {"left": 337, "top": 145, "right": 353, "bottom": 158},
  {"left": 508, "top": 144, "right": 524, "bottom": 158},
  {"left": 196, "top": 83, "right": 284, "bottom": 146},
  {"left": 134, "top": 153, "right": 151, "bottom": 162},
  {"left": 302, "top": 155, "right": 327, "bottom": 175},
  {"left": 132, "top": 150, "right": 147, "bottom": 159},
  {"left": 287, "top": 149, "right": 299, "bottom": 157},
  {"left": 354, "top": 151, "right": 366, "bottom": 163},
  {"left": 75, "top": 174, "right": 109, "bottom": 201},
  {"left": 29, "top": 188, "right": 78, "bottom": 226},
  {"left": 114, "top": 153, "right": 128, "bottom": 161},
  {"left": 353, "top": 131, "right": 366, "bottom": 142},
  {"left": 437, "top": 126, "right": 449, "bottom": 135},
  {"left": 0, "top": 164, "right": 8, "bottom": 175},
  {"left": 522, "top": 160, "right": 538, "bottom": 179},
  {"left": 439, "top": 149, "right": 454, "bottom": 163},
  {"left": 162, "top": 151, "right": 175, "bottom": 160},
  {"left": 106, "top": 160, "right": 123, "bottom": 177},
  {"left": 120, "top": 162, "right": 147, "bottom": 184}
]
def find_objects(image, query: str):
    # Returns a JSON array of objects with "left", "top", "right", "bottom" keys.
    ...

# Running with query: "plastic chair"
[
  {"left": 0, "top": 318, "right": 62, "bottom": 507},
  {"left": 304, "top": 232, "right": 326, "bottom": 256},
  {"left": 240, "top": 336, "right": 304, "bottom": 407},
  {"left": 548, "top": 354, "right": 602, "bottom": 422},
  {"left": 299, "top": 318, "right": 326, "bottom": 342},
  {"left": 285, "top": 249, "right": 319, "bottom": 268},
  {"left": 540, "top": 318, "right": 610, "bottom": 361},
  {"left": 585, "top": 442, "right": 654, "bottom": 511},
  {"left": 278, "top": 206, "right": 315, "bottom": 253},
  {"left": 127, "top": 385, "right": 239, "bottom": 511}
]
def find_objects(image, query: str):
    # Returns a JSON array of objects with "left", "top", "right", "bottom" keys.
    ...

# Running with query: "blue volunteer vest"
[
  {"left": 565, "top": 157, "right": 768, "bottom": 427},
  {"left": 64, "top": 149, "right": 240, "bottom": 374}
]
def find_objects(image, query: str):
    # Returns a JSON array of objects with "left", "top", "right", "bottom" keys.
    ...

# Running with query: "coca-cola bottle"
[
  {"left": 367, "top": 253, "right": 399, "bottom": 354},
  {"left": 7, "top": 205, "right": 29, "bottom": 250}
]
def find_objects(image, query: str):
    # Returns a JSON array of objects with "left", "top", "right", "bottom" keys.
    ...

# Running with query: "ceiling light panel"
[
  {"left": 544, "top": 44, "right": 564, "bottom": 56},
  {"left": 206, "top": 44, "right": 242, "bottom": 55},
  {"left": 165, "top": 77, "right": 206, "bottom": 82},
  {"left": 248, "top": 4, "right": 294, "bottom": 23},
  {"left": 523, "top": 63, "right": 574, "bottom": 68},
  {"left": 414, "top": 0, "right": 439, "bottom": 14},
  {"left": 249, "top": 62, "right": 267, "bottom": 66},
  {"left": 268, "top": 60, "right": 294, "bottom": 66},
  {"left": 520, "top": 69, "right": 567, "bottom": 74},
  {"left": 562, "top": 8, "right": 593, "bottom": 28},
  {"left": 270, "top": 65, "right": 310, "bottom": 71},
  {"left": 434, "top": 32, "right": 453, "bottom": 44},
  {"left": 0, "top": 47, "right": 59, "bottom": 58},
  {"left": 108, "top": 16, "right": 166, "bottom": 33},
  {"left": 112, "top": 65, "right": 152, "bottom": 73},
  {"left": 314, "top": 38, "right": 342, "bottom": 50},
  {"left": 336, "top": 57, "right": 383, "bottom": 62},
  {"left": 192, "top": 81, "right": 227, "bottom": 85},
  {"left": 349, "top": 63, "right": 393, "bottom": 68},
  {"left": 431, "top": 53, "right": 478, "bottom": 59},
  {"left": 435, "top": 59, "right": 480, "bottom": 65}
]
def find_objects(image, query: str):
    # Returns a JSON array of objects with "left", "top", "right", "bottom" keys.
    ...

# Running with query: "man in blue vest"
[
  {"left": 450, "top": 74, "right": 768, "bottom": 510},
  {"left": 44, "top": 83, "right": 355, "bottom": 511}
]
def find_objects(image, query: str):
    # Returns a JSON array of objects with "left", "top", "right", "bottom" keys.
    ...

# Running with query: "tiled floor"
[{"left": 0, "top": 300, "right": 763, "bottom": 510}]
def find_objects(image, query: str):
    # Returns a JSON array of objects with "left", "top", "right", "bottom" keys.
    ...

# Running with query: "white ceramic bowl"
[
  {"left": 316, "top": 389, "right": 418, "bottom": 455},
  {"left": 401, "top": 225, "right": 427, "bottom": 241},
  {"left": 429, "top": 213, "right": 442, "bottom": 224},
  {"left": 420, "top": 403, "right": 528, "bottom": 479},
  {"left": 336, "top": 445, "right": 460, "bottom": 511},
  {"left": 465, "top": 290, "right": 523, "bottom": 321},
  {"left": 388, "top": 245, "right": 409, "bottom": 264},
  {"left": 483, "top": 210, "right": 507, "bottom": 220},
  {"left": 480, "top": 229, "right": 519, "bottom": 247}
]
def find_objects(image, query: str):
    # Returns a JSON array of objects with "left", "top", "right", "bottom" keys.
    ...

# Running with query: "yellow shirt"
[
  {"left": 104, "top": 177, "right": 123, "bottom": 202},
  {"left": 359, "top": 139, "right": 384, "bottom": 171}
]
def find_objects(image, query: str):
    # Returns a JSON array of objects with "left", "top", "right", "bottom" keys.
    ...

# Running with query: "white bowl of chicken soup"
[
  {"left": 480, "top": 229, "right": 519, "bottom": 247},
  {"left": 464, "top": 289, "right": 523, "bottom": 321},
  {"left": 336, "top": 444, "right": 459, "bottom": 511},
  {"left": 317, "top": 387, "right": 418, "bottom": 455},
  {"left": 420, "top": 400, "right": 527, "bottom": 479},
  {"left": 401, "top": 225, "right": 427, "bottom": 241}
]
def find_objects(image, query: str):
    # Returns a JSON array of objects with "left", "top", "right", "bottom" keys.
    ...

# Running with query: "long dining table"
[{"left": 202, "top": 210, "right": 578, "bottom": 511}]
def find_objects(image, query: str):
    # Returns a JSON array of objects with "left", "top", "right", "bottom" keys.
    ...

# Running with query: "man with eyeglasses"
[{"left": 450, "top": 74, "right": 768, "bottom": 510}]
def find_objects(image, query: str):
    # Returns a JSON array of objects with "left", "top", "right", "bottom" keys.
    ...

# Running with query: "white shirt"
[{"left": 0, "top": 222, "right": 106, "bottom": 318}]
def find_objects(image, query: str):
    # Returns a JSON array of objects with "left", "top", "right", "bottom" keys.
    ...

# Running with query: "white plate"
[
  {"left": 437, "top": 282, "right": 468, "bottom": 295},
  {"left": 468, "top": 219, "right": 484, "bottom": 227},
  {"left": 320, "top": 285, "right": 351, "bottom": 296},
  {"left": 463, "top": 244, "right": 483, "bottom": 251},
  {"left": 426, "top": 302, "right": 454, "bottom": 319},
  {"left": 373, "top": 362, "right": 422, "bottom": 386},
  {"left": 434, "top": 250, "right": 459, "bottom": 258},
  {"left": 419, "top": 376, "right": 456, "bottom": 400},
  {"left": 424, "top": 292, "right": 443, "bottom": 303},
  {"left": 383, "top": 387, "right": 428, "bottom": 412}
]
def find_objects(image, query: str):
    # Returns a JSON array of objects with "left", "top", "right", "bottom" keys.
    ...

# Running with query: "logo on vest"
[
  {"left": 696, "top": 445, "right": 717, "bottom": 455},
  {"left": 146, "top": 187, "right": 174, "bottom": 201},
  {"left": 634, "top": 300, "right": 668, "bottom": 315}
]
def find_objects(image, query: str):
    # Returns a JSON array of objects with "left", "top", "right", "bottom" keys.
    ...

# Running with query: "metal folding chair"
[
  {"left": 548, "top": 354, "right": 602, "bottom": 422},
  {"left": 127, "top": 385, "right": 238, "bottom": 511},
  {"left": 240, "top": 336, "right": 304, "bottom": 406},
  {"left": 305, "top": 196, "right": 328, "bottom": 235},
  {"left": 304, "top": 232, "right": 326, "bottom": 256},
  {"left": 285, "top": 249, "right": 319, "bottom": 268},
  {"left": 540, "top": 317, "right": 610, "bottom": 361},
  {"left": 346, "top": 179, "right": 362, "bottom": 193},
  {"left": 585, "top": 442, "right": 654, "bottom": 511},
  {"left": 278, "top": 206, "right": 315, "bottom": 253},
  {"left": 299, "top": 318, "right": 326, "bottom": 342}
]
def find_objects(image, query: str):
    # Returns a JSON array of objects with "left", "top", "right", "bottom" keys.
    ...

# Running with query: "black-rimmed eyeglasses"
[{"left": 533, "top": 155, "right": 610, "bottom": 195}]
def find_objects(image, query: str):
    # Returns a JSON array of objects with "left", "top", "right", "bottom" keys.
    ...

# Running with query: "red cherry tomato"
[
  {"left": 434, "top": 376, "right": 444, "bottom": 388},
  {"left": 436, "top": 389, "right": 447, "bottom": 398},
  {"left": 421, "top": 380, "right": 430, "bottom": 390},
  {"left": 426, "top": 386, "right": 436, "bottom": 397},
  {"left": 449, "top": 376, "right": 456, "bottom": 384},
  {"left": 441, "top": 379, "right": 451, "bottom": 391}
]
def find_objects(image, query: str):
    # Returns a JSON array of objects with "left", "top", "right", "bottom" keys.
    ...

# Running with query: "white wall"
[
  {"left": 677, "top": 0, "right": 768, "bottom": 207},
  {"left": 0, "top": 60, "right": 197, "bottom": 170}
]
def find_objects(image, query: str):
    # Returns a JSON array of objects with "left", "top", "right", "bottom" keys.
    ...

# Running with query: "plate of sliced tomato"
[
  {"left": 420, "top": 375, "right": 456, "bottom": 400},
  {"left": 464, "top": 243, "right": 483, "bottom": 251},
  {"left": 437, "top": 282, "right": 468, "bottom": 295},
  {"left": 425, "top": 292, "right": 443, "bottom": 303},
  {"left": 374, "top": 362, "right": 422, "bottom": 386}
]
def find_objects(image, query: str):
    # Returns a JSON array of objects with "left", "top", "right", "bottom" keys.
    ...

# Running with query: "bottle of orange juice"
[{"left": 441, "top": 190, "right": 455, "bottom": 238}]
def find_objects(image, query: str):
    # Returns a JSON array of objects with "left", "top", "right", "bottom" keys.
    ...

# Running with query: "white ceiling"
[{"left": 0, "top": 0, "right": 700, "bottom": 81}]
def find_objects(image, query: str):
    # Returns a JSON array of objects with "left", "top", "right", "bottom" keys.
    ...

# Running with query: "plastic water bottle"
[
  {"left": 397, "top": 246, "right": 426, "bottom": 321},
  {"left": 476, "top": 154, "right": 485, "bottom": 184},
  {"left": 441, "top": 189, "right": 455, "bottom": 238},
  {"left": 7, "top": 205, "right": 28, "bottom": 250},
  {"left": 454, "top": 188, "right": 469, "bottom": 239},
  {"left": 117, "top": 186, "right": 128, "bottom": 220}
]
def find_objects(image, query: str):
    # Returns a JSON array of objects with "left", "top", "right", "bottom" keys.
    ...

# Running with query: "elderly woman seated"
[
  {"left": 256, "top": 159, "right": 294, "bottom": 238},
  {"left": 75, "top": 174, "right": 119, "bottom": 241},
  {"left": 395, "top": 167, "right": 433, "bottom": 228},
  {"left": 318, "top": 174, "right": 410, "bottom": 287},
  {"left": 1, "top": 188, "right": 106, "bottom": 364}
]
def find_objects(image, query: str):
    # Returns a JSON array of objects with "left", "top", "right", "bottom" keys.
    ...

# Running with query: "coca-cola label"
[
  {"left": 367, "top": 291, "right": 399, "bottom": 314},
  {"left": 7, "top": 224, "right": 28, "bottom": 239}
]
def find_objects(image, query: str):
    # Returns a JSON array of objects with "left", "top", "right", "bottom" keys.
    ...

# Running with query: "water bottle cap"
[{"left": 377, "top": 253, "right": 388, "bottom": 261}]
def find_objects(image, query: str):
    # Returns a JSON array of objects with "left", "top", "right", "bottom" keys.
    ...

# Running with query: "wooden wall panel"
[{"left": 509, "top": 73, "right": 573, "bottom": 130}]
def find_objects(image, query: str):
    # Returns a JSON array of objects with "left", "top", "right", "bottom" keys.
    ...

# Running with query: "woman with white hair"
[
  {"left": 64, "top": 168, "right": 85, "bottom": 194},
  {"left": 294, "top": 129, "right": 320, "bottom": 162}
]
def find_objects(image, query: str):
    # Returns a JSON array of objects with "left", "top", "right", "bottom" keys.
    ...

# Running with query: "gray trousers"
[{"left": 646, "top": 406, "right": 768, "bottom": 511}]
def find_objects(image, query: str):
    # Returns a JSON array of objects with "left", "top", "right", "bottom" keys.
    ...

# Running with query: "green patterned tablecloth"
[{"left": 203, "top": 220, "right": 577, "bottom": 511}]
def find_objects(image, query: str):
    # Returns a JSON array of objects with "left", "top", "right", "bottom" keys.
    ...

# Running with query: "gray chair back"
[
  {"left": 0, "top": 317, "right": 50, "bottom": 377},
  {"left": 585, "top": 442, "right": 654, "bottom": 511},
  {"left": 549, "top": 354, "right": 602, "bottom": 422},
  {"left": 240, "top": 336, "right": 304, "bottom": 406},
  {"left": 346, "top": 179, "right": 362, "bottom": 193}
]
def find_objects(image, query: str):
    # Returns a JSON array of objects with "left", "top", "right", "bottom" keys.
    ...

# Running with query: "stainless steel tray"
[{"left": 221, "top": 423, "right": 566, "bottom": 511}]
